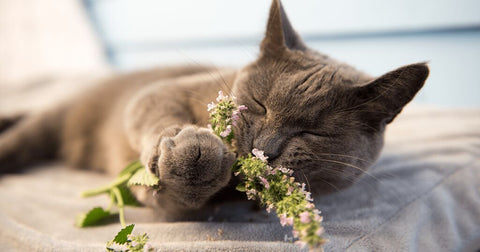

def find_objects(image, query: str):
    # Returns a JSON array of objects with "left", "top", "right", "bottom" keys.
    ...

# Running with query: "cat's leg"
[
  {"left": 0, "top": 114, "right": 24, "bottom": 133},
  {"left": 0, "top": 109, "right": 64, "bottom": 173},
  {"left": 124, "top": 84, "right": 235, "bottom": 216}
]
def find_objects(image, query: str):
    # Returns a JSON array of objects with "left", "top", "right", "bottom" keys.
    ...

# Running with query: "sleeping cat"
[{"left": 0, "top": 0, "right": 428, "bottom": 218}]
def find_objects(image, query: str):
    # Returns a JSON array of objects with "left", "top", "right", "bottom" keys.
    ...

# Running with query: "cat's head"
[{"left": 232, "top": 0, "right": 429, "bottom": 194}]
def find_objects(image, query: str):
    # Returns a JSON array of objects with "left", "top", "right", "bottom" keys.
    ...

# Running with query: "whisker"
[
  {"left": 313, "top": 176, "right": 341, "bottom": 193},
  {"left": 176, "top": 49, "right": 234, "bottom": 95},
  {"left": 314, "top": 161, "right": 405, "bottom": 203},
  {"left": 315, "top": 153, "right": 370, "bottom": 163},
  {"left": 297, "top": 166, "right": 311, "bottom": 192},
  {"left": 316, "top": 158, "right": 382, "bottom": 184}
]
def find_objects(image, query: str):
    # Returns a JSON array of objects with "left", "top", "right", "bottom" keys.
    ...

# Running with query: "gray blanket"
[{"left": 0, "top": 106, "right": 479, "bottom": 252}]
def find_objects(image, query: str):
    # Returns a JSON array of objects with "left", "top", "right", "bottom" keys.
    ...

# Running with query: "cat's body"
[{"left": 0, "top": 0, "right": 429, "bottom": 219}]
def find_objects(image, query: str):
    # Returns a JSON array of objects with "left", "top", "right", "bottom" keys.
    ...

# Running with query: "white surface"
[
  {"left": 0, "top": 0, "right": 109, "bottom": 86},
  {"left": 90, "top": 0, "right": 480, "bottom": 45}
]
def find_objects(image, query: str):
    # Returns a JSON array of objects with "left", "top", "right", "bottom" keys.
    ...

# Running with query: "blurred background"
[{"left": 1, "top": 0, "right": 479, "bottom": 110}]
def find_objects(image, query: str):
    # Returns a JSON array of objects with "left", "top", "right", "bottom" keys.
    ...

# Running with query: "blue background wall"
[{"left": 84, "top": 0, "right": 480, "bottom": 107}]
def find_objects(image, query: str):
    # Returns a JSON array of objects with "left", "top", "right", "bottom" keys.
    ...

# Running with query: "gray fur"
[{"left": 0, "top": 0, "right": 428, "bottom": 218}]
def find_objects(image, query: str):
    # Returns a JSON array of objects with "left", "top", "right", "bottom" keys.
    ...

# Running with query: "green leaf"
[
  {"left": 235, "top": 183, "right": 246, "bottom": 192},
  {"left": 113, "top": 224, "right": 135, "bottom": 244},
  {"left": 128, "top": 168, "right": 159, "bottom": 187},
  {"left": 116, "top": 184, "right": 141, "bottom": 207},
  {"left": 75, "top": 207, "right": 113, "bottom": 227}
]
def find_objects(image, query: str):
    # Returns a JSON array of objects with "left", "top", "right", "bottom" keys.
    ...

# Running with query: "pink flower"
[
  {"left": 252, "top": 148, "right": 268, "bottom": 162},
  {"left": 258, "top": 176, "right": 270, "bottom": 189},
  {"left": 279, "top": 213, "right": 294, "bottom": 226},
  {"left": 279, "top": 166, "right": 293, "bottom": 175},
  {"left": 269, "top": 167, "right": 278, "bottom": 175},
  {"left": 305, "top": 202, "right": 315, "bottom": 209},
  {"left": 219, "top": 125, "right": 232, "bottom": 137},
  {"left": 315, "top": 227, "right": 325, "bottom": 236},
  {"left": 207, "top": 102, "right": 216, "bottom": 111},
  {"left": 305, "top": 191, "right": 313, "bottom": 202},
  {"left": 246, "top": 189, "right": 257, "bottom": 200},
  {"left": 231, "top": 111, "right": 240, "bottom": 126},
  {"left": 279, "top": 213, "right": 288, "bottom": 226},
  {"left": 299, "top": 211, "right": 311, "bottom": 223},
  {"left": 237, "top": 105, "right": 248, "bottom": 111},
  {"left": 216, "top": 91, "right": 227, "bottom": 102},
  {"left": 286, "top": 217, "right": 294, "bottom": 226},
  {"left": 266, "top": 204, "right": 274, "bottom": 213},
  {"left": 300, "top": 183, "right": 306, "bottom": 193},
  {"left": 143, "top": 243, "right": 152, "bottom": 252},
  {"left": 286, "top": 186, "right": 294, "bottom": 195}
]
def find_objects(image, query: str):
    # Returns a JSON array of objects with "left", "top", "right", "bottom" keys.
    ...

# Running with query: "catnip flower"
[
  {"left": 299, "top": 211, "right": 311, "bottom": 223},
  {"left": 259, "top": 176, "right": 270, "bottom": 189},
  {"left": 143, "top": 243, "right": 152, "bottom": 252},
  {"left": 208, "top": 91, "right": 247, "bottom": 146},
  {"left": 252, "top": 148, "right": 268, "bottom": 162},
  {"left": 266, "top": 204, "right": 274, "bottom": 213},
  {"left": 216, "top": 91, "right": 227, "bottom": 102},
  {"left": 280, "top": 213, "right": 289, "bottom": 226},
  {"left": 207, "top": 102, "right": 216, "bottom": 111},
  {"left": 280, "top": 213, "right": 294, "bottom": 226},
  {"left": 219, "top": 125, "right": 232, "bottom": 137},
  {"left": 207, "top": 90, "right": 325, "bottom": 249},
  {"left": 237, "top": 105, "right": 248, "bottom": 111}
]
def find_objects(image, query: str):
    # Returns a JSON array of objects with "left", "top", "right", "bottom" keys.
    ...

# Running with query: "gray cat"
[{"left": 0, "top": 0, "right": 428, "bottom": 218}]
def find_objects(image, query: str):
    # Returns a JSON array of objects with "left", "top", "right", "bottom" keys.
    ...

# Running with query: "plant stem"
[
  {"left": 106, "top": 191, "right": 115, "bottom": 212},
  {"left": 112, "top": 187, "right": 125, "bottom": 227},
  {"left": 81, "top": 173, "right": 131, "bottom": 198}
]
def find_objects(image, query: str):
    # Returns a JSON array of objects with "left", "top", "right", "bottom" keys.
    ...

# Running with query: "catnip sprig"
[
  {"left": 78, "top": 162, "right": 159, "bottom": 251},
  {"left": 106, "top": 224, "right": 153, "bottom": 252},
  {"left": 77, "top": 161, "right": 158, "bottom": 227},
  {"left": 208, "top": 91, "right": 247, "bottom": 146},
  {"left": 208, "top": 91, "right": 326, "bottom": 250}
]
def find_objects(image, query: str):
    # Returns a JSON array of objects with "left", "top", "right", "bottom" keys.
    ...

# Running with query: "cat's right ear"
[
  {"left": 352, "top": 63, "right": 429, "bottom": 127},
  {"left": 260, "top": 0, "right": 306, "bottom": 56}
]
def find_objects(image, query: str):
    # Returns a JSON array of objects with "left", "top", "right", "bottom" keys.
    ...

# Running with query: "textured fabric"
[{"left": 0, "top": 106, "right": 479, "bottom": 252}]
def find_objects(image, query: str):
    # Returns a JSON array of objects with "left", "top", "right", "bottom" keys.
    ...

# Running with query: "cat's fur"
[{"left": 0, "top": 0, "right": 428, "bottom": 218}]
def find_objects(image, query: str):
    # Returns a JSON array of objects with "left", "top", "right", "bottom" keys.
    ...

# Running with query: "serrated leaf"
[
  {"left": 236, "top": 183, "right": 246, "bottom": 192},
  {"left": 119, "top": 160, "right": 144, "bottom": 177},
  {"left": 113, "top": 224, "right": 135, "bottom": 244},
  {"left": 116, "top": 185, "right": 141, "bottom": 207},
  {"left": 75, "top": 207, "right": 113, "bottom": 227},
  {"left": 127, "top": 168, "right": 159, "bottom": 187}
]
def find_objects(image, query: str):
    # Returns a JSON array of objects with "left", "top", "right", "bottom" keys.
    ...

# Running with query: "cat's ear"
[
  {"left": 353, "top": 63, "right": 429, "bottom": 126},
  {"left": 260, "top": 0, "right": 306, "bottom": 55}
]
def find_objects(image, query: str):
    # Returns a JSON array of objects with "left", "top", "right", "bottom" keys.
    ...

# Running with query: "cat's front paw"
[{"left": 153, "top": 126, "right": 235, "bottom": 209}]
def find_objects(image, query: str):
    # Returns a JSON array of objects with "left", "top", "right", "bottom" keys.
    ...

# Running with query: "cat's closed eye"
[
  {"left": 248, "top": 96, "right": 267, "bottom": 115},
  {"left": 300, "top": 131, "right": 338, "bottom": 138}
]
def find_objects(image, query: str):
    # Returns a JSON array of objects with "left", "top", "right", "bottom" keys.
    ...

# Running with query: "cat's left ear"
[
  {"left": 353, "top": 63, "right": 429, "bottom": 126},
  {"left": 260, "top": 0, "right": 306, "bottom": 55}
]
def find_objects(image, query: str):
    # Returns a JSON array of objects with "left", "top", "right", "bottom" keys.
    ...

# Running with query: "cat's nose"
[{"left": 253, "top": 135, "right": 284, "bottom": 161}]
